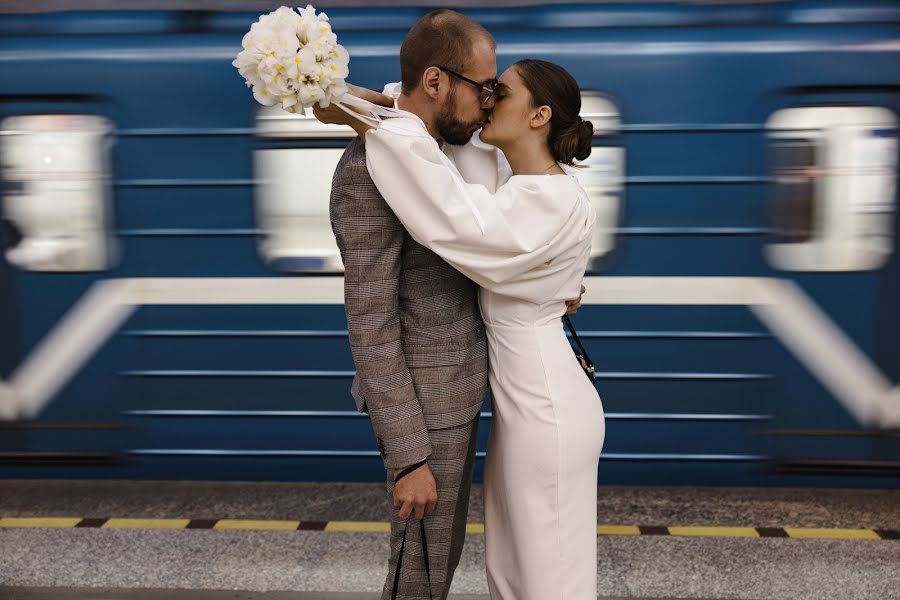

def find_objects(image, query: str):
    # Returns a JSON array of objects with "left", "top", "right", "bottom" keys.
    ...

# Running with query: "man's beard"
[{"left": 435, "top": 93, "right": 481, "bottom": 146}]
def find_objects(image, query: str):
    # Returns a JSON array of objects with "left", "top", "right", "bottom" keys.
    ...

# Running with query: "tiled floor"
[{"left": 0, "top": 481, "right": 897, "bottom": 599}]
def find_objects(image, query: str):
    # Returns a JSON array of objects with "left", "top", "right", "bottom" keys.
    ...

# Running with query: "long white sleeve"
[{"left": 363, "top": 116, "right": 594, "bottom": 292}]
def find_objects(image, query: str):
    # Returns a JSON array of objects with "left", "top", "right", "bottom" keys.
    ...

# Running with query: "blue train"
[{"left": 1, "top": 1, "right": 898, "bottom": 487}]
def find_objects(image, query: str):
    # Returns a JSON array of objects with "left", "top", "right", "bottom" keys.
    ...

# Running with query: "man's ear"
[
  {"left": 421, "top": 66, "right": 443, "bottom": 99},
  {"left": 531, "top": 105, "right": 553, "bottom": 129}
]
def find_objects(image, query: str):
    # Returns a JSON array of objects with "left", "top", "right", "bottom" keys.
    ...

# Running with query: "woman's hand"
[
  {"left": 565, "top": 284, "right": 586, "bottom": 315},
  {"left": 312, "top": 102, "right": 357, "bottom": 127},
  {"left": 311, "top": 83, "right": 388, "bottom": 137},
  {"left": 312, "top": 83, "right": 391, "bottom": 124},
  {"left": 312, "top": 101, "right": 373, "bottom": 138}
]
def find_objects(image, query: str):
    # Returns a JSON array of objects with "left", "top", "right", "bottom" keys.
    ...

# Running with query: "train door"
[
  {"left": 0, "top": 204, "right": 20, "bottom": 381},
  {"left": 0, "top": 203, "right": 21, "bottom": 450},
  {"left": 763, "top": 102, "right": 898, "bottom": 478},
  {"left": 0, "top": 195, "right": 22, "bottom": 428},
  {"left": 0, "top": 112, "right": 118, "bottom": 468}
]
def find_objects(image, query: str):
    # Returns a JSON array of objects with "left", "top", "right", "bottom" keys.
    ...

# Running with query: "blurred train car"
[{"left": 0, "top": 0, "right": 898, "bottom": 486}]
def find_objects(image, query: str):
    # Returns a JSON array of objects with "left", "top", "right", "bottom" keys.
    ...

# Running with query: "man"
[
  {"left": 329, "top": 10, "right": 494, "bottom": 599},
  {"left": 328, "top": 9, "right": 582, "bottom": 599}
]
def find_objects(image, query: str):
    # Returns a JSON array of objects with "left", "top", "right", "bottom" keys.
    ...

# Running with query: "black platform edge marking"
[
  {"left": 0, "top": 452, "right": 125, "bottom": 466},
  {"left": 297, "top": 521, "right": 328, "bottom": 530},
  {"left": 771, "top": 458, "right": 900, "bottom": 477},
  {"left": 638, "top": 525, "right": 669, "bottom": 536},
  {"left": 75, "top": 518, "right": 108, "bottom": 528},
  {"left": 186, "top": 519, "right": 218, "bottom": 529},
  {"left": 875, "top": 529, "right": 900, "bottom": 540},
  {"left": 756, "top": 527, "right": 789, "bottom": 538},
  {"left": 0, "top": 422, "right": 135, "bottom": 430}
]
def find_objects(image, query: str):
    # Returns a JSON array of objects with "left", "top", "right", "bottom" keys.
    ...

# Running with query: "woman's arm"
[
  {"left": 365, "top": 119, "right": 592, "bottom": 288},
  {"left": 346, "top": 83, "right": 393, "bottom": 108},
  {"left": 312, "top": 83, "right": 390, "bottom": 136}
]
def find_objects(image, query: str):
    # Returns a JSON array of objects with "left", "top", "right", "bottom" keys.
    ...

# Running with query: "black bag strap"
[
  {"left": 391, "top": 518, "right": 433, "bottom": 600},
  {"left": 394, "top": 459, "right": 427, "bottom": 482},
  {"left": 390, "top": 521, "right": 407, "bottom": 599},
  {"left": 563, "top": 314, "right": 594, "bottom": 366},
  {"left": 420, "top": 519, "right": 433, "bottom": 594}
]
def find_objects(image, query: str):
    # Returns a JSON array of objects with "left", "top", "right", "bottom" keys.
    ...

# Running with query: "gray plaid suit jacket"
[{"left": 330, "top": 138, "right": 489, "bottom": 470}]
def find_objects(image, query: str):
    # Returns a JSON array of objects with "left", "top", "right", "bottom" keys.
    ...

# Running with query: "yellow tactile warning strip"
[
  {"left": 0, "top": 517, "right": 83, "bottom": 528},
  {"left": 102, "top": 519, "right": 191, "bottom": 529},
  {"left": 214, "top": 519, "right": 300, "bottom": 531},
  {"left": 668, "top": 526, "right": 760, "bottom": 538},
  {"left": 783, "top": 527, "right": 882, "bottom": 540},
  {"left": 0, "top": 517, "right": 898, "bottom": 540},
  {"left": 325, "top": 521, "right": 391, "bottom": 533}
]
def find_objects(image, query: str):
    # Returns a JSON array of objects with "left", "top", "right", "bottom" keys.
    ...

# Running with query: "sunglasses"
[{"left": 438, "top": 66, "right": 500, "bottom": 105}]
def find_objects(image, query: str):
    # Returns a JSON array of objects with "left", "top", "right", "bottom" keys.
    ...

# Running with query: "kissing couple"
[{"left": 317, "top": 9, "right": 605, "bottom": 600}]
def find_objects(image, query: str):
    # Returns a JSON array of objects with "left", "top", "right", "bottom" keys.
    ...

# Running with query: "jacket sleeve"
[{"left": 330, "top": 145, "right": 432, "bottom": 470}]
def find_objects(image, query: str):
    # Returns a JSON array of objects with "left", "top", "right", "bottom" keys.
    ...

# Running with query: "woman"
[{"left": 322, "top": 60, "right": 605, "bottom": 599}]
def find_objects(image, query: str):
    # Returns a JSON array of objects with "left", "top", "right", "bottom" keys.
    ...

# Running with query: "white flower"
[
  {"left": 324, "top": 81, "right": 349, "bottom": 106},
  {"left": 330, "top": 44, "right": 350, "bottom": 67},
  {"left": 285, "top": 46, "right": 316, "bottom": 80},
  {"left": 232, "top": 50, "right": 262, "bottom": 88},
  {"left": 280, "top": 93, "right": 299, "bottom": 111},
  {"left": 259, "top": 5, "right": 298, "bottom": 32},
  {"left": 234, "top": 5, "right": 350, "bottom": 112},
  {"left": 309, "top": 25, "right": 337, "bottom": 47},
  {"left": 298, "top": 4, "right": 326, "bottom": 23},
  {"left": 252, "top": 82, "right": 278, "bottom": 106},
  {"left": 268, "top": 72, "right": 292, "bottom": 97},
  {"left": 305, "top": 36, "right": 327, "bottom": 62},
  {"left": 323, "top": 56, "right": 349, "bottom": 81},
  {"left": 296, "top": 5, "right": 330, "bottom": 44},
  {"left": 297, "top": 81, "right": 325, "bottom": 107}
]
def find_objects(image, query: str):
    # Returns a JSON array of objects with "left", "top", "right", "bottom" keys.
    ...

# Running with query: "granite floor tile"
[
  {"left": 2, "top": 526, "right": 896, "bottom": 599},
  {"left": 605, "top": 535, "right": 899, "bottom": 600}
]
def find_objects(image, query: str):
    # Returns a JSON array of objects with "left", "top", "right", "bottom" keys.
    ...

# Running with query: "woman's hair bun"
[
  {"left": 575, "top": 119, "right": 594, "bottom": 162},
  {"left": 552, "top": 117, "right": 593, "bottom": 166}
]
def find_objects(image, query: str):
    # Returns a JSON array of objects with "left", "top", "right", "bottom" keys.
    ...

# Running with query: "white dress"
[{"left": 363, "top": 112, "right": 606, "bottom": 600}]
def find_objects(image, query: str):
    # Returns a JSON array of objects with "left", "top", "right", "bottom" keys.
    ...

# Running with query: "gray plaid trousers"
[{"left": 329, "top": 138, "right": 488, "bottom": 600}]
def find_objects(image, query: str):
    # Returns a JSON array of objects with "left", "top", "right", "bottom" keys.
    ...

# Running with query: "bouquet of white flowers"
[{"left": 232, "top": 5, "right": 350, "bottom": 113}]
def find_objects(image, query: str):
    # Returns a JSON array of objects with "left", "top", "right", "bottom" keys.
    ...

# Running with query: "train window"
[
  {"left": 254, "top": 105, "right": 355, "bottom": 273},
  {"left": 765, "top": 106, "right": 897, "bottom": 271},
  {"left": 0, "top": 114, "right": 117, "bottom": 272},
  {"left": 770, "top": 139, "right": 818, "bottom": 244},
  {"left": 567, "top": 93, "right": 623, "bottom": 271}
]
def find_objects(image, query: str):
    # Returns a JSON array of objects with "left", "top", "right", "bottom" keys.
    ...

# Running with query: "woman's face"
[{"left": 479, "top": 66, "right": 537, "bottom": 147}]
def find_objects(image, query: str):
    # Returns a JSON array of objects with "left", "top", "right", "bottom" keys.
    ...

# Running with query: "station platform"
[{"left": 1, "top": 480, "right": 897, "bottom": 599}]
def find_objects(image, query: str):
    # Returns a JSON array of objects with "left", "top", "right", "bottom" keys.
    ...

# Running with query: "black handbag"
[{"left": 563, "top": 314, "right": 596, "bottom": 383}]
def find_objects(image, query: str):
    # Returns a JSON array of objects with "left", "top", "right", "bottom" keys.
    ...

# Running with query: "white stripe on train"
[{"left": 0, "top": 276, "right": 897, "bottom": 427}]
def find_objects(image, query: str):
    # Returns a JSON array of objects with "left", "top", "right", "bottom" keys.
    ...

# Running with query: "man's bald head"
[{"left": 400, "top": 9, "right": 496, "bottom": 95}]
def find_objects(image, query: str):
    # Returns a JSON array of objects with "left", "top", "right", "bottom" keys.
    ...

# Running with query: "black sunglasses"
[{"left": 438, "top": 66, "right": 499, "bottom": 105}]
